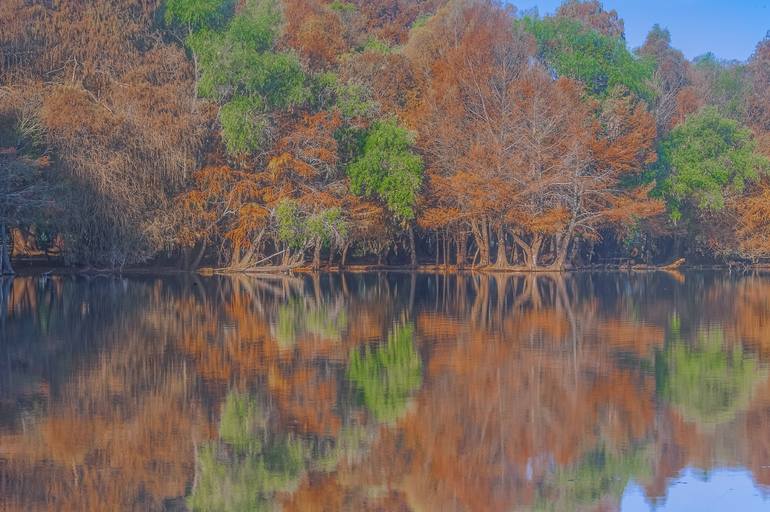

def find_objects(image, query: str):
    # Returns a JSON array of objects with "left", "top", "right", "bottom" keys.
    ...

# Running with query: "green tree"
[
  {"left": 275, "top": 199, "right": 306, "bottom": 250},
  {"left": 347, "top": 119, "right": 423, "bottom": 266},
  {"left": 306, "top": 207, "right": 348, "bottom": 269},
  {"left": 218, "top": 96, "right": 269, "bottom": 155},
  {"left": 692, "top": 53, "right": 747, "bottom": 121},
  {"left": 173, "top": 0, "right": 308, "bottom": 156},
  {"left": 276, "top": 200, "right": 348, "bottom": 269},
  {"left": 522, "top": 15, "right": 655, "bottom": 101},
  {"left": 164, "top": 0, "right": 233, "bottom": 31},
  {"left": 656, "top": 107, "right": 770, "bottom": 223}
]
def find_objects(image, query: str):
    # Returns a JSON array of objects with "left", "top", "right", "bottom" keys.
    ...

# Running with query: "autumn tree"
[
  {"left": 0, "top": 91, "right": 56, "bottom": 274},
  {"left": 0, "top": 152, "right": 50, "bottom": 275},
  {"left": 2, "top": 0, "right": 770, "bottom": 268},
  {"left": 746, "top": 37, "right": 770, "bottom": 132},
  {"left": 638, "top": 24, "right": 691, "bottom": 134},
  {"left": 169, "top": 0, "right": 358, "bottom": 270},
  {"left": 734, "top": 182, "right": 770, "bottom": 261},
  {"left": 732, "top": 38, "right": 770, "bottom": 261},
  {"left": 175, "top": 109, "right": 349, "bottom": 270},
  {"left": 348, "top": 0, "right": 445, "bottom": 46},
  {"left": 1, "top": 0, "right": 204, "bottom": 266},
  {"left": 412, "top": 0, "right": 533, "bottom": 267},
  {"left": 689, "top": 53, "right": 747, "bottom": 122},
  {"left": 550, "top": 85, "right": 661, "bottom": 268},
  {"left": 282, "top": 0, "right": 348, "bottom": 70},
  {"left": 555, "top": 0, "right": 625, "bottom": 39},
  {"left": 414, "top": 1, "right": 658, "bottom": 269}
]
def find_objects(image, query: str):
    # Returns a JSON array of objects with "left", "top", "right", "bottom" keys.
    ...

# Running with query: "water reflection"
[{"left": 1, "top": 271, "right": 770, "bottom": 511}]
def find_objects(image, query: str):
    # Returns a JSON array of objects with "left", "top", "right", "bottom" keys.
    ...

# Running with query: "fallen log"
[{"left": 631, "top": 258, "right": 685, "bottom": 271}]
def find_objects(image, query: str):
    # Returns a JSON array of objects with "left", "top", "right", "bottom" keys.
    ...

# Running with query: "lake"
[{"left": 1, "top": 271, "right": 770, "bottom": 511}]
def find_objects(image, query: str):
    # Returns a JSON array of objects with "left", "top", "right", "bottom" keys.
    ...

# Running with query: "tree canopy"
[
  {"left": 657, "top": 107, "right": 769, "bottom": 222},
  {"left": 2, "top": 0, "right": 770, "bottom": 268},
  {"left": 347, "top": 119, "right": 423, "bottom": 223}
]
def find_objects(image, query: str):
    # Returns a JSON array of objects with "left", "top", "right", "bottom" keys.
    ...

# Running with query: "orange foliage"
[
  {"left": 734, "top": 178, "right": 770, "bottom": 259},
  {"left": 747, "top": 39, "right": 770, "bottom": 132},
  {"left": 283, "top": 0, "right": 347, "bottom": 69},
  {"left": 556, "top": 0, "right": 624, "bottom": 38}
]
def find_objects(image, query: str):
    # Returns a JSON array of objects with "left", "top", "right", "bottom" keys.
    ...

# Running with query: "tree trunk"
[
  {"left": 511, "top": 243, "right": 520, "bottom": 266},
  {"left": 435, "top": 232, "right": 440, "bottom": 266},
  {"left": 312, "top": 240, "right": 322, "bottom": 270},
  {"left": 0, "top": 223, "right": 14, "bottom": 275},
  {"left": 480, "top": 218, "right": 490, "bottom": 266},
  {"left": 529, "top": 234, "right": 543, "bottom": 270},
  {"left": 340, "top": 242, "right": 350, "bottom": 268},
  {"left": 282, "top": 244, "right": 291, "bottom": 266},
  {"left": 234, "top": 245, "right": 256, "bottom": 269},
  {"left": 190, "top": 241, "right": 206, "bottom": 270},
  {"left": 181, "top": 242, "right": 207, "bottom": 270},
  {"left": 672, "top": 234, "right": 684, "bottom": 261},
  {"left": 512, "top": 232, "right": 543, "bottom": 271},
  {"left": 443, "top": 230, "right": 449, "bottom": 268},
  {"left": 471, "top": 220, "right": 490, "bottom": 267},
  {"left": 328, "top": 241, "right": 335, "bottom": 268},
  {"left": 180, "top": 246, "right": 191, "bottom": 270},
  {"left": 493, "top": 224, "right": 509, "bottom": 268},
  {"left": 408, "top": 224, "right": 417, "bottom": 268},
  {"left": 549, "top": 220, "right": 575, "bottom": 270},
  {"left": 552, "top": 233, "right": 571, "bottom": 270},
  {"left": 377, "top": 251, "right": 383, "bottom": 266},
  {"left": 456, "top": 233, "right": 466, "bottom": 268},
  {"left": 229, "top": 240, "right": 242, "bottom": 268}
]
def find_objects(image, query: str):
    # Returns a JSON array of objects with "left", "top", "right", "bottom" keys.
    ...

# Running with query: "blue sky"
[{"left": 512, "top": 0, "right": 770, "bottom": 61}]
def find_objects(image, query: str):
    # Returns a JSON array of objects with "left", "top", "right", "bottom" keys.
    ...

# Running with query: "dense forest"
[{"left": 0, "top": 0, "right": 769, "bottom": 272}]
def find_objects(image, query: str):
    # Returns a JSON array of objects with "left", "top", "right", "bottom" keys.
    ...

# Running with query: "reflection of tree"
[
  {"left": 535, "top": 445, "right": 653, "bottom": 511},
  {"left": 347, "top": 323, "right": 422, "bottom": 424},
  {"left": 0, "top": 276, "right": 207, "bottom": 511},
  {"left": 274, "top": 297, "right": 348, "bottom": 347},
  {"left": 374, "top": 300, "right": 660, "bottom": 511},
  {"left": 657, "top": 328, "right": 766, "bottom": 427},
  {"left": 3, "top": 272, "right": 770, "bottom": 511},
  {"left": 188, "top": 392, "right": 306, "bottom": 512}
]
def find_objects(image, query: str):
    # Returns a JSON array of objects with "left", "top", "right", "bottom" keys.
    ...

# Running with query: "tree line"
[{"left": 1, "top": 0, "right": 769, "bottom": 272}]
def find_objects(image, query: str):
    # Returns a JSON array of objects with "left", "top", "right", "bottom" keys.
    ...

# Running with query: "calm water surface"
[{"left": 1, "top": 271, "right": 770, "bottom": 511}]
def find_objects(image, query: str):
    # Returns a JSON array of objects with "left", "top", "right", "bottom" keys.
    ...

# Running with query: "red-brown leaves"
[
  {"left": 283, "top": 0, "right": 347, "bottom": 69},
  {"left": 734, "top": 178, "right": 770, "bottom": 259},
  {"left": 593, "top": 86, "right": 658, "bottom": 172},
  {"left": 747, "top": 39, "right": 770, "bottom": 132},
  {"left": 272, "top": 111, "right": 342, "bottom": 180},
  {"left": 556, "top": 0, "right": 625, "bottom": 38}
]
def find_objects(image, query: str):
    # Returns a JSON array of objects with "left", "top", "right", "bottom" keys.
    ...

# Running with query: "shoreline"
[{"left": 5, "top": 261, "right": 770, "bottom": 278}]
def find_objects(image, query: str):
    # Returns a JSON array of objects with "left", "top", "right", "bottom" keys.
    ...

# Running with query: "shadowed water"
[{"left": 1, "top": 271, "right": 770, "bottom": 511}]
